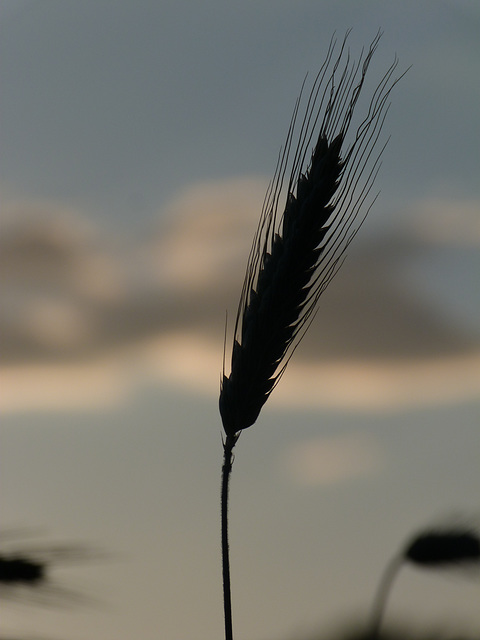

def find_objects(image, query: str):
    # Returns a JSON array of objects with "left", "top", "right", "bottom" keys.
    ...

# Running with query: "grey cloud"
[
  {"left": 296, "top": 233, "right": 479, "bottom": 362},
  {"left": 1, "top": 194, "right": 478, "bottom": 368}
]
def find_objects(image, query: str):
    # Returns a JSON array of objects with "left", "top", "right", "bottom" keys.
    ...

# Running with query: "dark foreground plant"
[
  {"left": 0, "top": 533, "right": 104, "bottom": 607},
  {"left": 218, "top": 32, "right": 406, "bottom": 640},
  {"left": 368, "top": 525, "right": 480, "bottom": 638}
]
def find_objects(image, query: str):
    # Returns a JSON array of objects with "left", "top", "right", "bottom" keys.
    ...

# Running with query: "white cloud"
[
  {"left": 0, "top": 359, "right": 132, "bottom": 413},
  {"left": 16, "top": 297, "right": 96, "bottom": 350},
  {"left": 280, "top": 432, "right": 386, "bottom": 487},
  {"left": 3, "top": 327, "right": 478, "bottom": 415},
  {"left": 137, "top": 331, "right": 480, "bottom": 414},
  {"left": 269, "top": 352, "right": 480, "bottom": 413},
  {"left": 148, "top": 178, "right": 268, "bottom": 293},
  {"left": 410, "top": 198, "right": 480, "bottom": 247}
]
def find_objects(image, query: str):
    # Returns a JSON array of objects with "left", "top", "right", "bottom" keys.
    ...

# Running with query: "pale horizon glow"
[
  {"left": 2, "top": 331, "right": 479, "bottom": 414},
  {"left": 2, "top": 180, "right": 479, "bottom": 415}
]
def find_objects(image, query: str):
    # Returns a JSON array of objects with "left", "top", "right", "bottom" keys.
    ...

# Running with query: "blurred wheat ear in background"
[
  {"left": 0, "top": 533, "right": 105, "bottom": 608},
  {"left": 218, "top": 31, "right": 406, "bottom": 640},
  {"left": 369, "top": 525, "right": 480, "bottom": 638}
]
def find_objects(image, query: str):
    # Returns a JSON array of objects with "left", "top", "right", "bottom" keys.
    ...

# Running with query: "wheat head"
[{"left": 220, "top": 32, "right": 404, "bottom": 437}]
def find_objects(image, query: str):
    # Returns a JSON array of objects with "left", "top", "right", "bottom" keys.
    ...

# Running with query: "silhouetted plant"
[
  {"left": 218, "top": 31, "right": 405, "bottom": 640},
  {"left": 0, "top": 533, "right": 104, "bottom": 607},
  {"left": 368, "top": 525, "right": 480, "bottom": 638},
  {"left": 0, "top": 554, "right": 45, "bottom": 585}
]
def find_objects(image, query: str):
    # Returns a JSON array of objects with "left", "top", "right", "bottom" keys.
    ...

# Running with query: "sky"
[{"left": 1, "top": 2, "right": 479, "bottom": 640}]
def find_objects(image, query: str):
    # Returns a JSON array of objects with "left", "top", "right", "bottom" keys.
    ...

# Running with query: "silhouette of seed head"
[
  {"left": 0, "top": 531, "right": 107, "bottom": 607},
  {"left": 404, "top": 529, "right": 480, "bottom": 567},
  {"left": 0, "top": 554, "right": 46, "bottom": 584},
  {"left": 220, "top": 31, "right": 406, "bottom": 437}
]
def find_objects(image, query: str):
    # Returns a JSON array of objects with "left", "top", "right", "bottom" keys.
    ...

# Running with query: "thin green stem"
[
  {"left": 221, "top": 433, "right": 237, "bottom": 640},
  {"left": 368, "top": 553, "right": 404, "bottom": 638}
]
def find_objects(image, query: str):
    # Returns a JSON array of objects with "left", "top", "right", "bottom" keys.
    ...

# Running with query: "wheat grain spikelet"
[{"left": 220, "top": 32, "right": 404, "bottom": 436}]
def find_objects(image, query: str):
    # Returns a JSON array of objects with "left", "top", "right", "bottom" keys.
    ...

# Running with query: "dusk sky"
[{"left": 1, "top": 2, "right": 479, "bottom": 640}]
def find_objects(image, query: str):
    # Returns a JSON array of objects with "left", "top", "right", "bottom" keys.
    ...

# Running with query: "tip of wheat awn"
[{"left": 219, "top": 32, "right": 406, "bottom": 437}]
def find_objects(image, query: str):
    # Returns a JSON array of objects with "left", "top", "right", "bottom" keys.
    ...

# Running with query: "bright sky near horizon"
[{"left": 1, "top": 2, "right": 479, "bottom": 639}]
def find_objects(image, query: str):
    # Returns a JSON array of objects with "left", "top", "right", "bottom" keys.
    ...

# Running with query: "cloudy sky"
[{"left": 1, "top": 2, "right": 479, "bottom": 640}]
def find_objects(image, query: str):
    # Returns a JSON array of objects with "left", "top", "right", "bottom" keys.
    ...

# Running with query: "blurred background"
[{"left": 1, "top": 1, "right": 479, "bottom": 639}]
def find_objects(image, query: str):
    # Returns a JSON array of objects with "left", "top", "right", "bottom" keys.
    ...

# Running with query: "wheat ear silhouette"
[
  {"left": 218, "top": 31, "right": 405, "bottom": 640},
  {"left": 369, "top": 525, "right": 480, "bottom": 638}
]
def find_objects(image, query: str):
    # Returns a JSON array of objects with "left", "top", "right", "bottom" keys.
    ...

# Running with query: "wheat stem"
[
  {"left": 368, "top": 553, "right": 403, "bottom": 638},
  {"left": 221, "top": 433, "right": 237, "bottom": 640}
]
